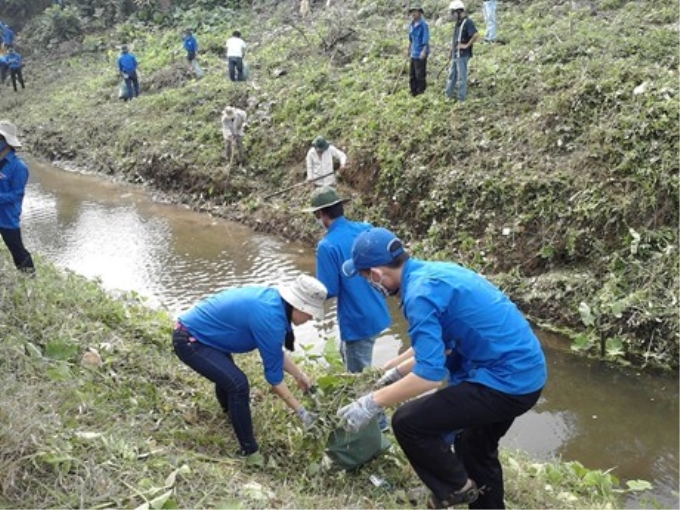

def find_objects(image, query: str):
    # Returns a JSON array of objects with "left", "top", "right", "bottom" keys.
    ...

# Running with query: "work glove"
[
  {"left": 297, "top": 407, "right": 317, "bottom": 429},
  {"left": 337, "top": 393, "right": 383, "bottom": 433},
  {"left": 374, "top": 367, "right": 403, "bottom": 388}
]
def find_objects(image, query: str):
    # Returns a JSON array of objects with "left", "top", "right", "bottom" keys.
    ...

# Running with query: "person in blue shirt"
[
  {"left": 0, "top": 121, "right": 35, "bottom": 273},
  {"left": 446, "top": 1, "right": 479, "bottom": 102},
  {"left": 117, "top": 45, "right": 139, "bottom": 101},
  {"left": 182, "top": 28, "right": 198, "bottom": 62},
  {"left": 5, "top": 47, "right": 24, "bottom": 92},
  {"left": 173, "top": 275, "right": 326, "bottom": 463},
  {"left": 337, "top": 227, "right": 547, "bottom": 509},
  {"left": 2, "top": 24, "right": 14, "bottom": 49},
  {"left": 407, "top": 5, "right": 429, "bottom": 96},
  {"left": 303, "top": 187, "right": 391, "bottom": 373}
]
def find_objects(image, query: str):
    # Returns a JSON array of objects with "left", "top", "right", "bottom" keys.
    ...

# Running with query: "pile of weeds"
[{"left": 0, "top": 0, "right": 677, "bottom": 368}]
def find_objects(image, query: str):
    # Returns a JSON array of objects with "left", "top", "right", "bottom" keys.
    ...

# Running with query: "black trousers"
[
  {"left": 0, "top": 227, "right": 35, "bottom": 273},
  {"left": 392, "top": 381, "right": 542, "bottom": 509},
  {"left": 409, "top": 57, "right": 427, "bottom": 96},
  {"left": 228, "top": 57, "right": 243, "bottom": 82},
  {"left": 10, "top": 68, "right": 24, "bottom": 92}
]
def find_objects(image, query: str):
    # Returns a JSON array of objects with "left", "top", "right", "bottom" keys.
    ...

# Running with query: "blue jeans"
[
  {"left": 483, "top": 0, "right": 497, "bottom": 42},
  {"left": 340, "top": 337, "right": 376, "bottom": 373},
  {"left": 228, "top": 57, "right": 243, "bottom": 82},
  {"left": 172, "top": 328, "right": 258, "bottom": 455},
  {"left": 445, "top": 55, "right": 470, "bottom": 101},
  {"left": 123, "top": 71, "right": 139, "bottom": 100}
]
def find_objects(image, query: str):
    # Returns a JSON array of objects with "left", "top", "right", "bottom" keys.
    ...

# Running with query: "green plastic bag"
[{"left": 326, "top": 418, "right": 391, "bottom": 471}]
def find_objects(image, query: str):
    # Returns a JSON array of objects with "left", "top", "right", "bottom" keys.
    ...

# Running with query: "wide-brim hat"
[
  {"left": 312, "top": 136, "right": 330, "bottom": 150},
  {"left": 222, "top": 106, "right": 236, "bottom": 119},
  {"left": 0, "top": 120, "right": 22, "bottom": 148},
  {"left": 408, "top": 5, "right": 425, "bottom": 13},
  {"left": 279, "top": 275, "right": 327, "bottom": 320},
  {"left": 302, "top": 186, "right": 350, "bottom": 213},
  {"left": 342, "top": 227, "right": 405, "bottom": 278}
]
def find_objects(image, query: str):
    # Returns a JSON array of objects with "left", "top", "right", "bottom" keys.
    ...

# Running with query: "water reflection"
[{"left": 21, "top": 159, "right": 679, "bottom": 509}]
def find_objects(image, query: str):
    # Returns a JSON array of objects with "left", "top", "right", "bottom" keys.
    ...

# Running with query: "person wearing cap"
[
  {"left": 337, "top": 227, "right": 547, "bottom": 509},
  {"left": 172, "top": 274, "right": 326, "bottom": 463},
  {"left": 221, "top": 106, "right": 248, "bottom": 164},
  {"left": 182, "top": 28, "right": 198, "bottom": 63},
  {"left": 305, "top": 136, "right": 347, "bottom": 187},
  {"left": 446, "top": 1, "right": 479, "bottom": 102},
  {"left": 225, "top": 30, "right": 246, "bottom": 82},
  {"left": 5, "top": 47, "right": 24, "bottom": 92},
  {"left": 0, "top": 120, "right": 35, "bottom": 273},
  {"left": 407, "top": 5, "right": 430, "bottom": 97},
  {"left": 303, "top": 187, "right": 391, "bottom": 375},
  {"left": 118, "top": 45, "right": 139, "bottom": 101},
  {"left": 483, "top": 0, "right": 498, "bottom": 43}
]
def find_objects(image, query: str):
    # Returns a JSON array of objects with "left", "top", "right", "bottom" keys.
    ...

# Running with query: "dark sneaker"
[{"left": 428, "top": 480, "right": 479, "bottom": 508}]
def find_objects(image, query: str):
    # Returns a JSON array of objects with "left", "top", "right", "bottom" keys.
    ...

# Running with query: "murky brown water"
[{"left": 20, "top": 158, "right": 679, "bottom": 508}]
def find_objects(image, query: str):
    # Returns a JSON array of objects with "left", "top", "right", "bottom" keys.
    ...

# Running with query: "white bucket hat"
[
  {"left": 0, "top": 120, "right": 22, "bottom": 148},
  {"left": 279, "top": 275, "right": 327, "bottom": 320}
]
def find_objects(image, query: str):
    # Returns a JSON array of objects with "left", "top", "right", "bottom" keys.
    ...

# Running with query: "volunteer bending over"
[
  {"left": 338, "top": 228, "right": 547, "bottom": 509},
  {"left": 173, "top": 275, "right": 326, "bottom": 463}
]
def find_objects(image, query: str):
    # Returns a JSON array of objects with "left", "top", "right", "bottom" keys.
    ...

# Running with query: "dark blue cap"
[{"left": 342, "top": 227, "right": 404, "bottom": 277}]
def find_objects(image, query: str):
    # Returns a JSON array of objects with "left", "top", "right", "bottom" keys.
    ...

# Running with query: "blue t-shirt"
[
  {"left": 408, "top": 19, "right": 430, "bottom": 59},
  {"left": 178, "top": 286, "right": 292, "bottom": 385},
  {"left": 3, "top": 26, "right": 14, "bottom": 46},
  {"left": 183, "top": 34, "right": 198, "bottom": 53},
  {"left": 5, "top": 52, "right": 21, "bottom": 69},
  {"left": 118, "top": 53, "right": 138, "bottom": 74},
  {"left": 401, "top": 259, "right": 547, "bottom": 395},
  {"left": 316, "top": 217, "right": 391, "bottom": 342},
  {"left": 0, "top": 151, "right": 29, "bottom": 229}
]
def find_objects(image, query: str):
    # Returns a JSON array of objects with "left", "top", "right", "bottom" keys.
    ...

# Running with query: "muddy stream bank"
[{"left": 18, "top": 158, "right": 679, "bottom": 508}]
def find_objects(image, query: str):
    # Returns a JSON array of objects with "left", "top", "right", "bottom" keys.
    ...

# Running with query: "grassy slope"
[
  {"left": 0, "top": 0, "right": 677, "bottom": 368},
  {"left": 0, "top": 257, "right": 637, "bottom": 508}
]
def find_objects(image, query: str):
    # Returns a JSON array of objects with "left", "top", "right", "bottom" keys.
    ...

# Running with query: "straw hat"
[
  {"left": 0, "top": 120, "right": 22, "bottom": 148},
  {"left": 279, "top": 275, "right": 327, "bottom": 320}
]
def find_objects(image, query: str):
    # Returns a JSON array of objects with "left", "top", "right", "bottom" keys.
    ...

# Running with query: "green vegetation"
[
  {"left": 0, "top": 1, "right": 677, "bottom": 370},
  {"left": 0, "top": 257, "right": 653, "bottom": 508}
]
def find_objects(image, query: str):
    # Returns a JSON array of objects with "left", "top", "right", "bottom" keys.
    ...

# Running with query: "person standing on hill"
[
  {"left": 0, "top": 54, "right": 8, "bottom": 85},
  {"left": 337, "top": 227, "right": 547, "bottom": 509},
  {"left": 302, "top": 187, "right": 391, "bottom": 375},
  {"left": 0, "top": 121, "right": 35, "bottom": 274},
  {"left": 6, "top": 48, "right": 24, "bottom": 92},
  {"left": 172, "top": 275, "right": 325, "bottom": 465},
  {"left": 225, "top": 30, "right": 246, "bottom": 82},
  {"left": 483, "top": 0, "right": 498, "bottom": 43},
  {"left": 118, "top": 45, "right": 139, "bottom": 101},
  {"left": 2, "top": 24, "right": 15, "bottom": 50},
  {"left": 221, "top": 106, "right": 247, "bottom": 165},
  {"left": 182, "top": 28, "right": 198, "bottom": 63},
  {"left": 445, "top": 1, "right": 479, "bottom": 102},
  {"left": 305, "top": 136, "right": 347, "bottom": 187},
  {"left": 407, "top": 5, "right": 429, "bottom": 96}
]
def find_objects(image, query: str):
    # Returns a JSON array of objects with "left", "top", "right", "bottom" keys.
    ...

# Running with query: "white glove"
[
  {"left": 297, "top": 407, "right": 317, "bottom": 429},
  {"left": 337, "top": 393, "right": 383, "bottom": 433},
  {"left": 375, "top": 367, "right": 403, "bottom": 388}
]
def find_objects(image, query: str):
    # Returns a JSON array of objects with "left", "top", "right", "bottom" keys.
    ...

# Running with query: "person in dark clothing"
[
  {"left": 5, "top": 48, "right": 24, "bottom": 92},
  {"left": 117, "top": 45, "right": 139, "bottom": 100},
  {"left": 0, "top": 121, "right": 35, "bottom": 273},
  {"left": 0, "top": 54, "right": 8, "bottom": 85},
  {"left": 407, "top": 5, "right": 430, "bottom": 96}
]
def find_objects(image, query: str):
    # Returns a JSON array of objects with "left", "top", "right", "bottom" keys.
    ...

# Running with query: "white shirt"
[
  {"left": 221, "top": 108, "right": 247, "bottom": 138},
  {"left": 226, "top": 37, "right": 246, "bottom": 58},
  {"left": 306, "top": 145, "right": 347, "bottom": 186}
]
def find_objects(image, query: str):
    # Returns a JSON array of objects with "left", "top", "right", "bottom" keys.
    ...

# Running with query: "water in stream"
[{"left": 16, "top": 158, "right": 680, "bottom": 508}]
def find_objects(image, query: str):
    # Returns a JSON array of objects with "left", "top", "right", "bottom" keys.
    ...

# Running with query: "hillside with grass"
[
  {"left": 0, "top": 0, "right": 678, "bottom": 370},
  {"left": 0, "top": 257, "right": 652, "bottom": 508}
]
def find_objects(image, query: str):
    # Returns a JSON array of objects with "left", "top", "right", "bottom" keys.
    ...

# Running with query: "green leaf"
[
  {"left": 626, "top": 479, "right": 653, "bottom": 492},
  {"left": 578, "top": 302, "right": 595, "bottom": 326}
]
